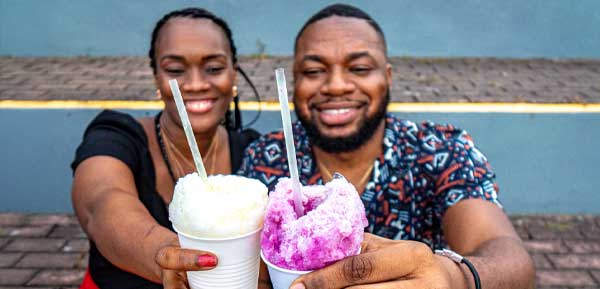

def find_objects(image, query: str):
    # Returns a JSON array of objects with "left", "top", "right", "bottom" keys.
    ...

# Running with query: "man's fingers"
[
  {"left": 345, "top": 279, "right": 421, "bottom": 289},
  {"left": 155, "top": 246, "right": 218, "bottom": 271},
  {"left": 361, "top": 233, "right": 397, "bottom": 253},
  {"left": 294, "top": 241, "right": 432, "bottom": 289}
]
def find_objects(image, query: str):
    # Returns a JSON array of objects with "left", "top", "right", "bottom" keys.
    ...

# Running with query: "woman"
[{"left": 71, "top": 8, "right": 261, "bottom": 289}]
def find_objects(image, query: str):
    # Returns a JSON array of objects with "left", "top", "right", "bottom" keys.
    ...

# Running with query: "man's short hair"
[{"left": 294, "top": 3, "right": 387, "bottom": 55}]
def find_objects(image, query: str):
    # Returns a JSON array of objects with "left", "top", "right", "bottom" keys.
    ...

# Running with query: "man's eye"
[
  {"left": 350, "top": 66, "right": 372, "bottom": 74},
  {"left": 303, "top": 68, "right": 324, "bottom": 76}
]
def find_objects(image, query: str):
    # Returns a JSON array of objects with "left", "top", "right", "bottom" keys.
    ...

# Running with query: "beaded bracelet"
[{"left": 435, "top": 249, "right": 482, "bottom": 289}]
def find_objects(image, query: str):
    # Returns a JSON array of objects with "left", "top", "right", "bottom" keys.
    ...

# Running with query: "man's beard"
[{"left": 295, "top": 91, "right": 389, "bottom": 154}]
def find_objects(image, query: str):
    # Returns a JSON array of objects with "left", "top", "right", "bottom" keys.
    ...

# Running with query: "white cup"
[
  {"left": 174, "top": 225, "right": 262, "bottom": 289},
  {"left": 260, "top": 250, "right": 311, "bottom": 289}
]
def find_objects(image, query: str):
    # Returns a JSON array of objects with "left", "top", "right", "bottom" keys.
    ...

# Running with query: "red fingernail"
[{"left": 197, "top": 254, "right": 217, "bottom": 267}]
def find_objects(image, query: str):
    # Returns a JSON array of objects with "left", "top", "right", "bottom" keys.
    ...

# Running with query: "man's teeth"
[{"left": 322, "top": 108, "right": 351, "bottom": 115}]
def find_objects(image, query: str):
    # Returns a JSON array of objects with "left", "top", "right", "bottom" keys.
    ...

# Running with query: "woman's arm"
[{"left": 72, "top": 155, "right": 206, "bottom": 282}]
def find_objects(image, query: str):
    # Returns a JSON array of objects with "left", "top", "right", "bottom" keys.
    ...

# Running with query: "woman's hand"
[
  {"left": 289, "top": 233, "right": 466, "bottom": 289},
  {"left": 155, "top": 246, "right": 218, "bottom": 289}
]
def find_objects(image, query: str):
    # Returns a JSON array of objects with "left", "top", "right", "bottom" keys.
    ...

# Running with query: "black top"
[{"left": 71, "top": 110, "right": 259, "bottom": 289}]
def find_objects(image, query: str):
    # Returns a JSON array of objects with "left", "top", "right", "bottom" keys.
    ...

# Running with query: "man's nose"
[
  {"left": 321, "top": 68, "right": 355, "bottom": 96},
  {"left": 181, "top": 68, "right": 210, "bottom": 92}
]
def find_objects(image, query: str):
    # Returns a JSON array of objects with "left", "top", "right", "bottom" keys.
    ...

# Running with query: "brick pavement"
[
  {"left": 0, "top": 56, "right": 599, "bottom": 103},
  {"left": 0, "top": 213, "right": 599, "bottom": 288}
]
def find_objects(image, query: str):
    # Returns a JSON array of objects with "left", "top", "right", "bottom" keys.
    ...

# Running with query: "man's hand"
[
  {"left": 290, "top": 233, "right": 466, "bottom": 289},
  {"left": 155, "top": 246, "right": 218, "bottom": 289}
]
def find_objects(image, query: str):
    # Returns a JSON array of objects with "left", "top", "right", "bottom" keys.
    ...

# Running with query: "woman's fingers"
[
  {"left": 155, "top": 246, "right": 218, "bottom": 271},
  {"left": 293, "top": 241, "right": 433, "bottom": 289},
  {"left": 162, "top": 269, "right": 189, "bottom": 289}
]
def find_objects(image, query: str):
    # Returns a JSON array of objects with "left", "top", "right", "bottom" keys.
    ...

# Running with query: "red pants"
[{"left": 80, "top": 269, "right": 100, "bottom": 289}]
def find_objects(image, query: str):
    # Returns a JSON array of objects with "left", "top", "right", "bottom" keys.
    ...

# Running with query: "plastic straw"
[
  {"left": 168, "top": 79, "right": 209, "bottom": 183},
  {"left": 275, "top": 68, "right": 304, "bottom": 217}
]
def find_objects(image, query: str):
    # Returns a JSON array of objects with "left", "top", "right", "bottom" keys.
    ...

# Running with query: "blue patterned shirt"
[{"left": 238, "top": 114, "right": 501, "bottom": 249}]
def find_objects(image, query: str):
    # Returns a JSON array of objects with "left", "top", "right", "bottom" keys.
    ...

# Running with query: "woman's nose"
[{"left": 180, "top": 68, "right": 210, "bottom": 92}]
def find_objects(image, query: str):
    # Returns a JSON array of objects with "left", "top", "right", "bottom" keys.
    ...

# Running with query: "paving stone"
[
  {"left": 16, "top": 253, "right": 86, "bottom": 269},
  {"left": 1, "top": 56, "right": 600, "bottom": 103},
  {"left": 62, "top": 240, "right": 89, "bottom": 253},
  {"left": 591, "top": 270, "right": 600, "bottom": 284},
  {"left": 0, "top": 226, "right": 53, "bottom": 238},
  {"left": 0, "top": 239, "right": 9, "bottom": 250},
  {"left": 27, "top": 215, "right": 77, "bottom": 226},
  {"left": 536, "top": 270, "right": 597, "bottom": 287},
  {"left": 523, "top": 240, "right": 568, "bottom": 253},
  {"left": 0, "top": 254, "right": 22, "bottom": 268},
  {"left": 0, "top": 214, "right": 26, "bottom": 226},
  {"left": 0, "top": 287, "right": 54, "bottom": 289},
  {"left": 0, "top": 269, "right": 36, "bottom": 285},
  {"left": 3, "top": 239, "right": 65, "bottom": 253},
  {"left": 27, "top": 269, "right": 84, "bottom": 286},
  {"left": 528, "top": 224, "right": 584, "bottom": 240},
  {"left": 548, "top": 254, "right": 600, "bottom": 269},
  {"left": 565, "top": 240, "right": 600, "bottom": 253},
  {"left": 48, "top": 226, "right": 85, "bottom": 239},
  {"left": 532, "top": 254, "right": 553, "bottom": 269}
]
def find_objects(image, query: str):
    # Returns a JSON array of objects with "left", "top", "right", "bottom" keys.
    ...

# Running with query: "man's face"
[{"left": 293, "top": 16, "right": 392, "bottom": 152}]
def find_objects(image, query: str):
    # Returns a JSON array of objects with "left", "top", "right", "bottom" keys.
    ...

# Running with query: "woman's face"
[{"left": 154, "top": 17, "right": 236, "bottom": 133}]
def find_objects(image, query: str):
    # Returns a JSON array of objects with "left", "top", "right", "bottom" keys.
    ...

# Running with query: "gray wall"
[
  {"left": 1, "top": 109, "right": 599, "bottom": 214},
  {"left": 1, "top": 0, "right": 600, "bottom": 58}
]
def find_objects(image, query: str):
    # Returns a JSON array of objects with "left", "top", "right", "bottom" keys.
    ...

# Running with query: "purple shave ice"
[{"left": 261, "top": 176, "right": 368, "bottom": 271}]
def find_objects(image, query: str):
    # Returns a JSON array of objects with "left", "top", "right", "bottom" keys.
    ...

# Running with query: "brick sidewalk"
[
  {"left": 0, "top": 213, "right": 599, "bottom": 288},
  {"left": 1, "top": 56, "right": 599, "bottom": 103}
]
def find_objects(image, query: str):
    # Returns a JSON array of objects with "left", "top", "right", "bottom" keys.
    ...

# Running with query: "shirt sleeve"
[
  {"left": 71, "top": 110, "right": 146, "bottom": 174},
  {"left": 420, "top": 122, "right": 502, "bottom": 218}
]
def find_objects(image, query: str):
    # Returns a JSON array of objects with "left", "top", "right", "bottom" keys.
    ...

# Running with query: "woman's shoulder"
[
  {"left": 72, "top": 110, "right": 149, "bottom": 172},
  {"left": 84, "top": 110, "right": 146, "bottom": 139}
]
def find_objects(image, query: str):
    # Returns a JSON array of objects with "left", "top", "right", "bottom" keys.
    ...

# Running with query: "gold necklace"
[
  {"left": 317, "top": 160, "right": 375, "bottom": 191},
  {"left": 160, "top": 117, "right": 222, "bottom": 179}
]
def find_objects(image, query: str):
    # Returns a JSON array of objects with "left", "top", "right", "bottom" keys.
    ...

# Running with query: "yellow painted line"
[
  {"left": 2, "top": 100, "right": 600, "bottom": 113},
  {"left": 0, "top": 100, "right": 165, "bottom": 109}
]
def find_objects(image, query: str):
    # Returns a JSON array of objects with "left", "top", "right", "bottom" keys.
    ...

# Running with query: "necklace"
[
  {"left": 154, "top": 111, "right": 220, "bottom": 183},
  {"left": 317, "top": 159, "right": 375, "bottom": 191}
]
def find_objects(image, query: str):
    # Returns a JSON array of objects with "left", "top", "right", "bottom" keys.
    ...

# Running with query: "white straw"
[
  {"left": 168, "top": 79, "right": 209, "bottom": 183},
  {"left": 275, "top": 68, "right": 304, "bottom": 217}
]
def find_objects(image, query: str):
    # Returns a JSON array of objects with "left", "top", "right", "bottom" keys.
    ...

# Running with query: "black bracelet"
[{"left": 435, "top": 249, "right": 482, "bottom": 289}]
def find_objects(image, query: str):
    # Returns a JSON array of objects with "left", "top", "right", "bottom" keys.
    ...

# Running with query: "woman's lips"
[
  {"left": 317, "top": 107, "right": 359, "bottom": 126},
  {"left": 185, "top": 99, "right": 217, "bottom": 114}
]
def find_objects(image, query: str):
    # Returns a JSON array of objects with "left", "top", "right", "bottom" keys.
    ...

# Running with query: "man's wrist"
[{"left": 435, "top": 254, "right": 471, "bottom": 289}]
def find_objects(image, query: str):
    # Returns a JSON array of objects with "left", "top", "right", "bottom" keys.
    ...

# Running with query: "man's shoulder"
[
  {"left": 245, "top": 129, "right": 286, "bottom": 152},
  {"left": 386, "top": 115, "right": 471, "bottom": 145}
]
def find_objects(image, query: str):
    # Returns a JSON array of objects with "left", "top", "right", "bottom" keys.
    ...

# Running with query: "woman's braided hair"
[{"left": 149, "top": 7, "right": 261, "bottom": 130}]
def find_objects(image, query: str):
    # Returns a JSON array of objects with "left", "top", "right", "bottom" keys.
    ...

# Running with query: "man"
[{"left": 239, "top": 4, "right": 535, "bottom": 289}]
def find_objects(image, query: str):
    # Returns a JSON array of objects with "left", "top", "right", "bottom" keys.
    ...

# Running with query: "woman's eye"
[
  {"left": 206, "top": 66, "right": 225, "bottom": 74},
  {"left": 165, "top": 68, "right": 184, "bottom": 74}
]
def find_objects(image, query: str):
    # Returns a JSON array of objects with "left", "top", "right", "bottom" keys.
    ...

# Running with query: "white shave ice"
[{"left": 169, "top": 174, "right": 268, "bottom": 238}]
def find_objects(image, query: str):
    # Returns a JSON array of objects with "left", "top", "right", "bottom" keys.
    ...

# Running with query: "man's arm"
[
  {"left": 442, "top": 198, "right": 535, "bottom": 289},
  {"left": 289, "top": 199, "right": 535, "bottom": 289}
]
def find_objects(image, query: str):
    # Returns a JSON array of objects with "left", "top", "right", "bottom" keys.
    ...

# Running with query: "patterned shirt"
[{"left": 238, "top": 114, "right": 501, "bottom": 249}]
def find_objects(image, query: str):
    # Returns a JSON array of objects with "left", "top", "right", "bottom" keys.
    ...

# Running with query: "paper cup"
[
  {"left": 260, "top": 250, "right": 311, "bottom": 289},
  {"left": 261, "top": 247, "right": 362, "bottom": 289},
  {"left": 174, "top": 225, "right": 262, "bottom": 289}
]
